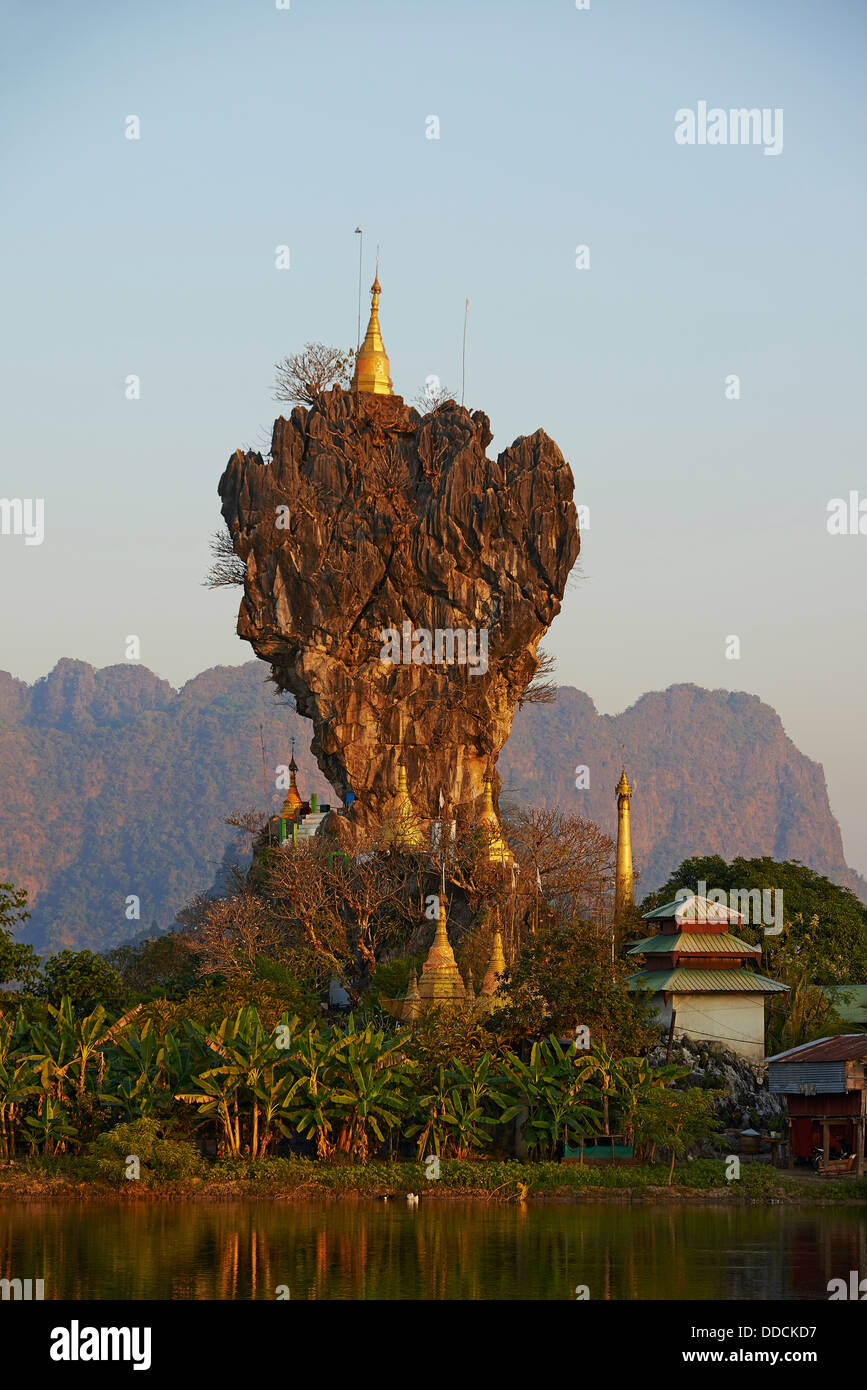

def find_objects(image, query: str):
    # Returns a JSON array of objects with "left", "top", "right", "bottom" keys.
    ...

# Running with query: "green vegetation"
[
  {"left": 0, "top": 995, "right": 697, "bottom": 1166},
  {"left": 6, "top": 838, "right": 854, "bottom": 1198}
]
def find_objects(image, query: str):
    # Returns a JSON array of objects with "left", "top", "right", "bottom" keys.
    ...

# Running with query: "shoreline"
[{"left": 2, "top": 1169, "right": 865, "bottom": 1207}]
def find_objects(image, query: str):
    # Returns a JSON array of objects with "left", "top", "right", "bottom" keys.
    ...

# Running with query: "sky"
[{"left": 1, "top": 0, "right": 866, "bottom": 871}]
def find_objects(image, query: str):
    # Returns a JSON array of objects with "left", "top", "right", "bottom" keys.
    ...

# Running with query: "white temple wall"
[{"left": 652, "top": 992, "right": 766, "bottom": 1062}]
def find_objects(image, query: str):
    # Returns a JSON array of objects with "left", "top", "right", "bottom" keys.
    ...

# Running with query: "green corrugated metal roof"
[
  {"left": 820, "top": 985, "right": 867, "bottom": 1023},
  {"left": 627, "top": 932, "right": 760, "bottom": 957},
  {"left": 628, "top": 967, "right": 788, "bottom": 994}
]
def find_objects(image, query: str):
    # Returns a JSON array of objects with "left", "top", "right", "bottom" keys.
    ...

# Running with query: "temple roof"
[
  {"left": 628, "top": 967, "right": 788, "bottom": 994},
  {"left": 627, "top": 931, "right": 760, "bottom": 957},
  {"left": 642, "top": 894, "right": 744, "bottom": 926}
]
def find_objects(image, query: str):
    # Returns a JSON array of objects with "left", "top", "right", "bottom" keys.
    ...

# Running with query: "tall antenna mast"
[
  {"left": 354, "top": 227, "right": 363, "bottom": 353},
  {"left": 461, "top": 298, "right": 469, "bottom": 407}
]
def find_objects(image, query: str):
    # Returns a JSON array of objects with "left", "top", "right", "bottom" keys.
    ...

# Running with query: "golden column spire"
[
  {"left": 614, "top": 768, "right": 634, "bottom": 918},
  {"left": 351, "top": 271, "right": 393, "bottom": 395}
]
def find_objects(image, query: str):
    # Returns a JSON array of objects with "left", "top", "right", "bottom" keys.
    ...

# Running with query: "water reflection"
[{"left": 1, "top": 1200, "right": 863, "bottom": 1301}]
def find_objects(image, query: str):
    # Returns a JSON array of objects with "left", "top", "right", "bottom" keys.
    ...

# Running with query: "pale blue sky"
[{"left": 2, "top": 0, "right": 866, "bottom": 870}]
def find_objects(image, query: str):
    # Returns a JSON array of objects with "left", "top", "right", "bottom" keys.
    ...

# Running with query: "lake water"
[{"left": 1, "top": 1199, "right": 864, "bottom": 1300}]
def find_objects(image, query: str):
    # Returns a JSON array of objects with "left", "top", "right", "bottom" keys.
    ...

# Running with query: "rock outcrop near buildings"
[{"left": 218, "top": 390, "right": 579, "bottom": 838}]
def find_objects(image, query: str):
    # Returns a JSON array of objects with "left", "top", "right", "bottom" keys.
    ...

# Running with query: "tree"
[
  {"left": 261, "top": 838, "right": 418, "bottom": 995},
  {"left": 501, "top": 807, "right": 615, "bottom": 952},
  {"left": 488, "top": 918, "right": 655, "bottom": 1055},
  {"left": 635, "top": 1086, "right": 723, "bottom": 1183},
  {"left": 181, "top": 891, "right": 282, "bottom": 982},
  {"left": 0, "top": 883, "right": 40, "bottom": 993},
  {"left": 204, "top": 525, "right": 247, "bottom": 589},
  {"left": 517, "top": 648, "right": 558, "bottom": 707},
  {"left": 36, "top": 950, "right": 124, "bottom": 1016},
  {"left": 273, "top": 343, "right": 355, "bottom": 407}
]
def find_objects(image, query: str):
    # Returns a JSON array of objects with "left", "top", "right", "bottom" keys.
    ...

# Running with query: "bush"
[{"left": 88, "top": 1118, "right": 205, "bottom": 1186}]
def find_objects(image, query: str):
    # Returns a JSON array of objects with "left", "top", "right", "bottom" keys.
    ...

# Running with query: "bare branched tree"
[
  {"left": 518, "top": 647, "right": 558, "bottom": 706},
  {"left": 205, "top": 525, "right": 247, "bottom": 589},
  {"left": 411, "top": 382, "right": 457, "bottom": 414},
  {"left": 274, "top": 343, "right": 355, "bottom": 407},
  {"left": 263, "top": 836, "right": 418, "bottom": 991},
  {"left": 181, "top": 891, "right": 281, "bottom": 980},
  {"left": 224, "top": 807, "right": 269, "bottom": 836}
]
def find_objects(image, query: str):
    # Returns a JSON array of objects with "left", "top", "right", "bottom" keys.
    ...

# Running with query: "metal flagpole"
[{"left": 354, "top": 227, "right": 363, "bottom": 353}]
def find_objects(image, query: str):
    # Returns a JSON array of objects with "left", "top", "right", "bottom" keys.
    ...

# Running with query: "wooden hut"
[{"left": 766, "top": 1035, "right": 867, "bottom": 1176}]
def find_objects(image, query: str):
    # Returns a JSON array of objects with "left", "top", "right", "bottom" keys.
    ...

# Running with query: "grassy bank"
[{"left": 2, "top": 1154, "right": 865, "bottom": 1203}]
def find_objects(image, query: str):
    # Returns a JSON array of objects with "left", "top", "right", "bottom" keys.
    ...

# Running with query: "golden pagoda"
[
  {"left": 402, "top": 968, "right": 422, "bottom": 1023},
  {"left": 480, "top": 929, "right": 507, "bottom": 998},
  {"left": 614, "top": 768, "right": 634, "bottom": 918},
  {"left": 393, "top": 762, "right": 423, "bottom": 850},
  {"left": 417, "top": 902, "right": 466, "bottom": 1005},
  {"left": 352, "top": 274, "right": 393, "bottom": 395},
  {"left": 478, "top": 777, "right": 514, "bottom": 867},
  {"left": 280, "top": 744, "right": 303, "bottom": 821}
]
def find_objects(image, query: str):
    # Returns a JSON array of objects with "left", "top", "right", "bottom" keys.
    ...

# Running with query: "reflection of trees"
[{"left": 0, "top": 1200, "right": 862, "bottom": 1300}]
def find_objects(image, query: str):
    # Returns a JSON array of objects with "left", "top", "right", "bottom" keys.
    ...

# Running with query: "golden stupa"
[
  {"left": 392, "top": 762, "right": 423, "bottom": 850},
  {"left": 352, "top": 274, "right": 393, "bottom": 395},
  {"left": 481, "top": 929, "right": 507, "bottom": 998},
  {"left": 478, "top": 777, "right": 514, "bottom": 866},
  {"left": 280, "top": 747, "right": 303, "bottom": 820},
  {"left": 417, "top": 902, "right": 466, "bottom": 1004}
]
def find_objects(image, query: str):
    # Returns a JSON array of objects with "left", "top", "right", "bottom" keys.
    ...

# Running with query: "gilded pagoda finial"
[{"left": 351, "top": 271, "right": 393, "bottom": 396}]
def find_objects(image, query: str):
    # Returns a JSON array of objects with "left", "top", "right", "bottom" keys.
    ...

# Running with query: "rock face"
[
  {"left": 498, "top": 684, "right": 867, "bottom": 901},
  {"left": 218, "top": 390, "right": 579, "bottom": 837},
  {"left": 649, "top": 1035, "right": 785, "bottom": 1133}
]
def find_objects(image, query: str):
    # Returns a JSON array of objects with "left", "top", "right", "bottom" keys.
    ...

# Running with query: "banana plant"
[
  {"left": 501, "top": 1037, "right": 603, "bottom": 1158},
  {"left": 327, "top": 1020, "right": 411, "bottom": 1161},
  {"left": 23, "top": 1096, "right": 78, "bottom": 1156},
  {"left": 0, "top": 1011, "right": 38, "bottom": 1158}
]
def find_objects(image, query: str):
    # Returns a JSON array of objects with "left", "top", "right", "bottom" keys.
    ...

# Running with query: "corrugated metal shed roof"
[
  {"left": 765, "top": 1034, "right": 867, "bottom": 1064},
  {"left": 628, "top": 968, "right": 788, "bottom": 994},
  {"left": 627, "top": 932, "right": 760, "bottom": 957}
]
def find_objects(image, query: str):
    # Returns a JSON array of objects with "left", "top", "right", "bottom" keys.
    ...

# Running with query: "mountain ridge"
[{"left": 1, "top": 659, "right": 863, "bottom": 955}]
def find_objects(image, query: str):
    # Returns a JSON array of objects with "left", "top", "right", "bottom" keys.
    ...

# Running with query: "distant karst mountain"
[{"left": 0, "top": 660, "right": 862, "bottom": 955}]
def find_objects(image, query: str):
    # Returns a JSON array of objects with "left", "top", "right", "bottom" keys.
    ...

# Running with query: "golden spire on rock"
[
  {"left": 614, "top": 768, "right": 634, "bottom": 918},
  {"left": 478, "top": 777, "right": 514, "bottom": 867},
  {"left": 393, "top": 762, "right": 423, "bottom": 850},
  {"left": 352, "top": 273, "right": 393, "bottom": 395},
  {"left": 280, "top": 740, "right": 303, "bottom": 820}
]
